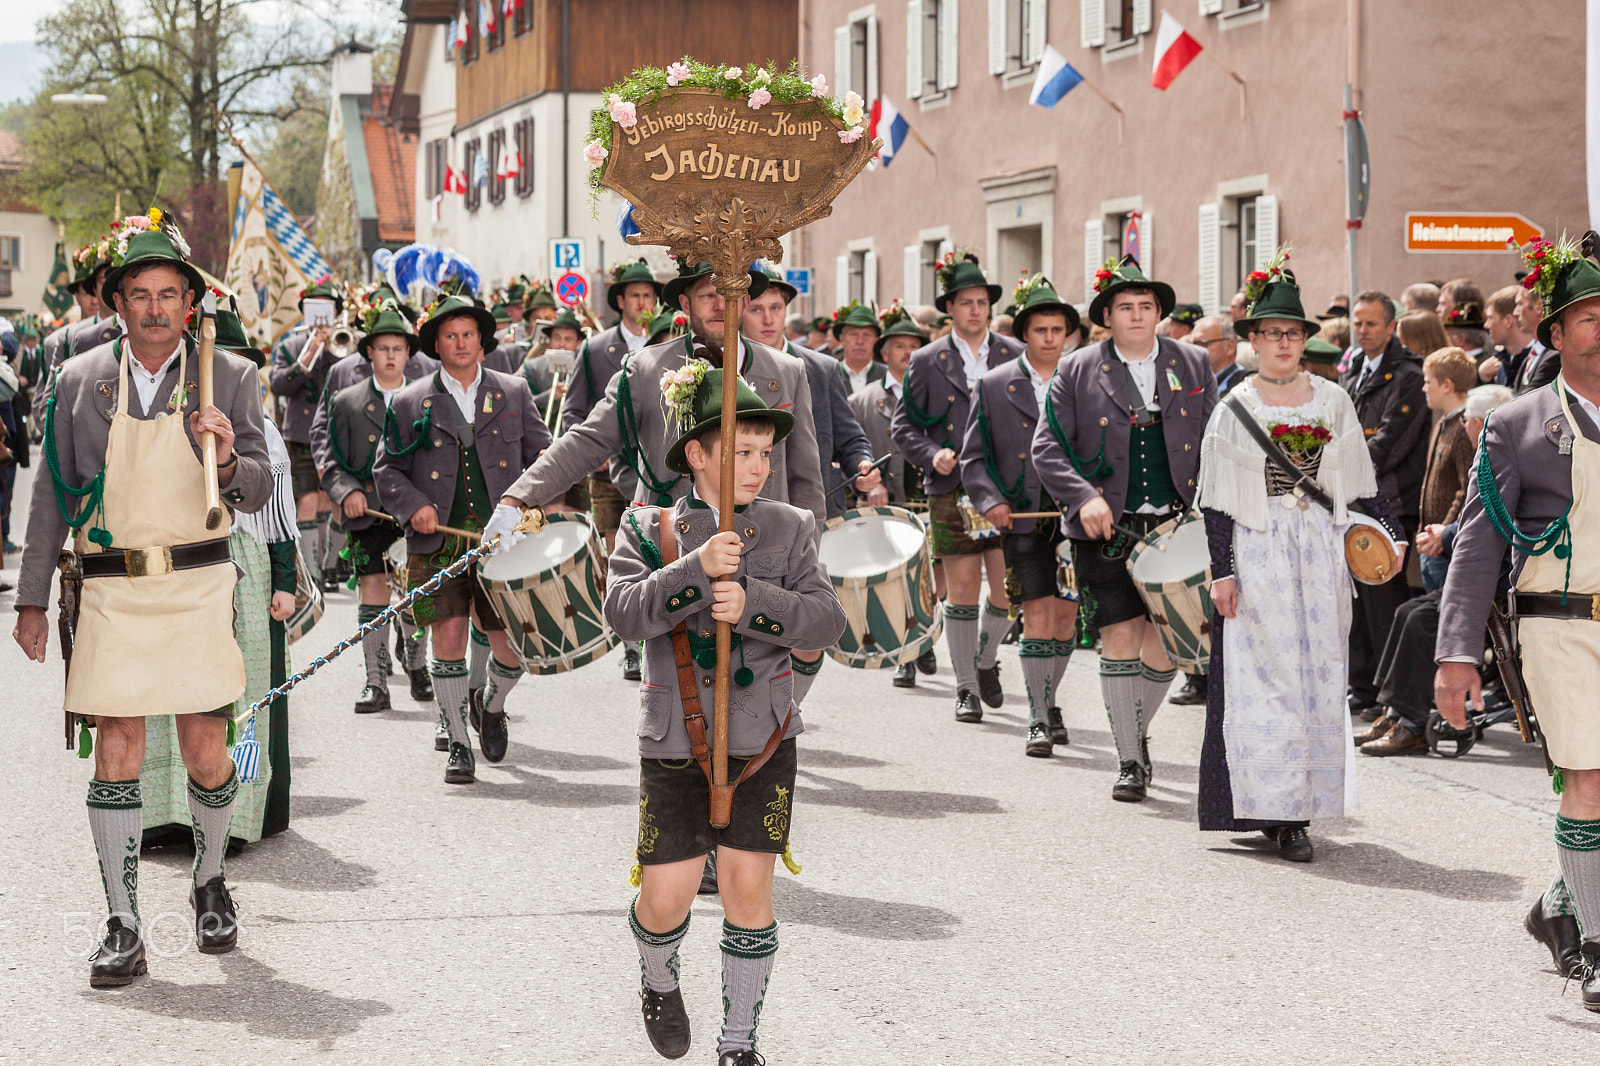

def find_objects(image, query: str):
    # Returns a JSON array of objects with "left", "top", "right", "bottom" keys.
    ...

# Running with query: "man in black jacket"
[{"left": 1339, "top": 291, "right": 1430, "bottom": 715}]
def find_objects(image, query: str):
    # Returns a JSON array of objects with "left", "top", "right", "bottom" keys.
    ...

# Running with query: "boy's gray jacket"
[{"left": 604, "top": 496, "right": 847, "bottom": 759}]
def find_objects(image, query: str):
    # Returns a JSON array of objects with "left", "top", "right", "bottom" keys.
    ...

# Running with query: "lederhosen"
[
  {"left": 326, "top": 382, "right": 400, "bottom": 579},
  {"left": 403, "top": 396, "right": 503, "bottom": 630}
]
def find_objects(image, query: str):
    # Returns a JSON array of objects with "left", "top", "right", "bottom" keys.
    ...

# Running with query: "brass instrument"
[{"left": 328, "top": 312, "right": 357, "bottom": 358}]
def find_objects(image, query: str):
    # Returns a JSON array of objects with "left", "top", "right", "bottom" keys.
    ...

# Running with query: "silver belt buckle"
[{"left": 125, "top": 545, "right": 174, "bottom": 578}]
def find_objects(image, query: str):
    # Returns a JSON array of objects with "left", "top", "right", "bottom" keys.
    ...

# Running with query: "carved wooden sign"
[{"left": 600, "top": 87, "right": 878, "bottom": 289}]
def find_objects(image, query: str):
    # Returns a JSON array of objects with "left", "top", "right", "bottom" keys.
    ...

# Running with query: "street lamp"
[{"left": 50, "top": 93, "right": 108, "bottom": 105}]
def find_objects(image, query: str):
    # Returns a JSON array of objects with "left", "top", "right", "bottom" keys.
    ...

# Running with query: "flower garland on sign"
[
  {"left": 1268, "top": 419, "right": 1332, "bottom": 454},
  {"left": 1243, "top": 245, "right": 1291, "bottom": 307},
  {"left": 584, "top": 57, "right": 860, "bottom": 199},
  {"left": 1520, "top": 234, "right": 1579, "bottom": 301},
  {"left": 660, "top": 359, "right": 709, "bottom": 433}
]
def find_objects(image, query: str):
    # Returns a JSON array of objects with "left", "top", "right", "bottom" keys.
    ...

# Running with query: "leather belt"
[
  {"left": 80, "top": 537, "right": 232, "bottom": 579},
  {"left": 1509, "top": 590, "right": 1600, "bottom": 622}
]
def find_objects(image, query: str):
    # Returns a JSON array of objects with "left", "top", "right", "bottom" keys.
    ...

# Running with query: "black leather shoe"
[
  {"left": 954, "top": 689, "right": 983, "bottom": 723},
  {"left": 479, "top": 708, "right": 509, "bottom": 763},
  {"left": 468, "top": 687, "right": 484, "bottom": 732},
  {"left": 1025, "top": 723, "right": 1052, "bottom": 758},
  {"left": 434, "top": 711, "right": 449, "bottom": 751},
  {"left": 640, "top": 985, "right": 692, "bottom": 1059},
  {"left": 1581, "top": 943, "right": 1600, "bottom": 1013},
  {"left": 88, "top": 917, "right": 146, "bottom": 988},
  {"left": 1526, "top": 898, "right": 1585, "bottom": 977},
  {"left": 394, "top": 633, "right": 412, "bottom": 680},
  {"left": 1277, "top": 826, "right": 1314, "bottom": 862},
  {"left": 976, "top": 663, "right": 1004, "bottom": 708},
  {"left": 1047, "top": 706, "right": 1069, "bottom": 746},
  {"left": 1141, "top": 736, "right": 1154, "bottom": 783},
  {"left": 1111, "top": 761, "right": 1148, "bottom": 802},
  {"left": 1169, "top": 673, "right": 1207, "bottom": 705},
  {"left": 698, "top": 851, "right": 719, "bottom": 895},
  {"left": 892, "top": 661, "right": 917, "bottom": 688},
  {"left": 622, "top": 645, "right": 643, "bottom": 682},
  {"left": 354, "top": 685, "right": 390, "bottom": 714},
  {"left": 191, "top": 875, "right": 238, "bottom": 954},
  {"left": 410, "top": 672, "right": 434, "bottom": 703},
  {"left": 718, "top": 1051, "right": 766, "bottom": 1066},
  {"left": 916, "top": 647, "right": 938, "bottom": 675},
  {"left": 445, "top": 742, "right": 476, "bottom": 783},
  {"left": 320, "top": 569, "right": 342, "bottom": 594},
  {"left": 1348, "top": 694, "right": 1379, "bottom": 715}
]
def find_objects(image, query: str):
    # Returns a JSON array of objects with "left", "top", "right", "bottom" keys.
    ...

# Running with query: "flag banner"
[
  {"left": 431, "top": 194, "right": 443, "bottom": 224},
  {"left": 472, "top": 150, "right": 489, "bottom": 188},
  {"left": 481, "top": 0, "right": 495, "bottom": 33},
  {"left": 223, "top": 156, "right": 335, "bottom": 353},
  {"left": 617, "top": 201, "right": 640, "bottom": 239},
  {"left": 868, "top": 97, "right": 910, "bottom": 166},
  {"left": 1030, "top": 45, "right": 1084, "bottom": 108},
  {"left": 42, "top": 240, "right": 73, "bottom": 318},
  {"left": 1152, "top": 12, "right": 1203, "bottom": 90}
]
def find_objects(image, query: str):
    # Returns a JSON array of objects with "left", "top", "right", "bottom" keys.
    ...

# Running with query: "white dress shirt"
[
  {"left": 886, "top": 372, "right": 903, "bottom": 401},
  {"left": 1113, "top": 341, "right": 1160, "bottom": 411},
  {"left": 621, "top": 320, "right": 649, "bottom": 352},
  {"left": 128, "top": 341, "right": 184, "bottom": 417},
  {"left": 844, "top": 361, "right": 873, "bottom": 395},
  {"left": 441, "top": 365, "right": 483, "bottom": 423},
  {"left": 952, "top": 332, "right": 990, "bottom": 392},
  {"left": 1023, "top": 357, "right": 1050, "bottom": 408}
]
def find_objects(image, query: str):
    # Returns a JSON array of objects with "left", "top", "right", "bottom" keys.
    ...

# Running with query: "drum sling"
[{"left": 654, "top": 507, "right": 791, "bottom": 825}]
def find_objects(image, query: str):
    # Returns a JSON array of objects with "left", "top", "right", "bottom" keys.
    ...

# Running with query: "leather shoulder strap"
[
  {"left": 654, "top": 507, "right": 711, "bottom": 782},
  {"left": 1222, "top": 391, "right": 1337, "bottom": 513}
]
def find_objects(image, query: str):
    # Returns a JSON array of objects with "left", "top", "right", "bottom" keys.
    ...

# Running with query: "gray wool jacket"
[{"left": 890, "top": 331, "right": 1024, "bottom": 498}]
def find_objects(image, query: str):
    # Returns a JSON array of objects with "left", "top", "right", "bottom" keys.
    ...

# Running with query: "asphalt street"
[{"left": 0, "top": 462, "right": 1594, "bottom": 1064}]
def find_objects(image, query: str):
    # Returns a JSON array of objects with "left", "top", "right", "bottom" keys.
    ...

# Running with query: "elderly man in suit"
[
  {"left": 1032, "top": 255, "right": 1217, "bottom": 802},
  {"left": 373, "top": 296, "right": 551, "bottom": 784},
  {"left": 13, "top": 219, "right": 272, "bottom": 988},
  {"left": 1438, "top": 246, "right": 1600, "bottom": 1012},
  {"left": 31, "top": 247, "right": 121, "bottom": 430}
]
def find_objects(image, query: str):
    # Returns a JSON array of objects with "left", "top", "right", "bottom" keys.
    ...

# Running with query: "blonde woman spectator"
[{"left": 1396, "top": 309, "right": 1449, "bottom": 359}]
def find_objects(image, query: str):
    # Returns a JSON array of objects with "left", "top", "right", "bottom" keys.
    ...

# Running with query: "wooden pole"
[
  {"left": 367, "top": 509, "right": 483, "bottom": 542},
  {"left": 1203, "top": 51, "right": 1247, "bottom": 119},
  {"left": 710, "top": 270, "right": 745, "bottom": 828},
  {"left": 1075, "top": 76, "right": 1125, "bottom": 146},
  {"left": 197, "top": 295, "right": 223, "bottom": 530}
]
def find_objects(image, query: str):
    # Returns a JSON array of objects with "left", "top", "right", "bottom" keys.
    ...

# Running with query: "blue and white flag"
[
  {"left": 868, "top": 97, "right": 910, "bottom": 166},
  {"left": 617, "top": 201, "right": 640, "bottom": 239},
  {"left": 223, "top": 155, "right": 335, "bottom": 352},
  {"left": 1029, "top": 45, "right": 1085, "bottom": 109}
]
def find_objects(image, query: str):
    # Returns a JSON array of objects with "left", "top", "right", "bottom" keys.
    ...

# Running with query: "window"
[
  {"left": 465, "top": 138, "right": 483, "bottom": 211},
  {"left": 835, "top": 10, "right": 878, "bottom": 106},
  {"left": 487, "top": 9, "right": 505, "bottom": 52},
  {"left": 1202, "top": 0, "right": 1266, "bottom": 17},
  {"left": 514, "top": 0, "right": 533, "bottom": 35},
  {"left": 0, "top": 236, "right": 20, "bottom": 269},
  {"left": 444, "top": 22, "right": 455, "bottom": 63},
  {"left": 425, "top": 138, "right": 449, "bottom": 198},
  {"left": 513, "top": 119, "right": 534, "bottom": 198},
  {"left": 906, "top": 0, "right": 956, "bottom": 100},
  {"left": 487, "top": 129, "right": 506, "bottom": 204},
  {"left": 0, "top": 270, "right": 11, "bottom": 298},
  {"left": 1085, "top": 206, "right": 1152, "bottom": 302},
  {"left": 990, "top": 0, "right": 1046, "bottom": 79},
  {"left": 1204, "top": 190, "right": 1276, "bottom": 308},
  {"left": 462, "top": 4, "right": 479, "bottom": 65},
  {"left": 1082, "top": 0, "right": 1149, "bottom": 49}
]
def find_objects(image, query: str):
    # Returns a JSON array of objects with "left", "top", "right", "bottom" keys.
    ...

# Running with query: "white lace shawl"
[
  {"left": 231, "top": 418, "right": 299, "bottom": 545},
  {"left": 1196, "top": 375, "right": 1379, "bottom": 532}
]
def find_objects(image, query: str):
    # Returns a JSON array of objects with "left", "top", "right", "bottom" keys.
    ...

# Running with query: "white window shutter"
[
  {"left": 988, "top": 0, "right": 1007, "bottom": 74},
  {"left": 903, "top": 245, "right": 922, "bottom": 306},
  {"left": 1083, "top": 218, "right": 1105, "bottom": 304},
  {"left": 864, "top": 251, "right": 879, "bottom": 306},
  {"left": 1197, "top": 203, "right": 1221, "bottom": 314},
  {"left": 1200, "top": 0, "right": 1224, "bottom": 15},
  {"left": 907, "top": 1, "right": 924, "bottom": 97},
  {"left": 866, "top": 15, "right": 880, "bottom": 102},
  {"left": 1081, "top": 0, "right": 1105, "bottom": 48},
  {"left": 1139, "top": 212, "right": 1153, "bottom": 277},
  {"left": 938, "top": 0, "right": 960, "bottom": 90},
  {"left": 1132, "top": 0, "right": 1152, "bottom": 36},
  {"left": 835, "top": 26, "right": 851, "bottom": 100},
  {"left": 1254, "top": 194, "right": 1279, "bottom": 269},
  {"left": 836, "top": 254, "right": 851, "bottom": 307},
  {"left": 1025, "top": 0, "right": 1047, "bottom": 65}
]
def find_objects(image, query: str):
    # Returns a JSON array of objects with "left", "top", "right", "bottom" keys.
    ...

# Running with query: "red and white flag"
[
  {"left": 431, "top": 194, "right": 443, "bottom": 223},
  {"left": 453, "top": 15, "right": 469, "bottom": 47},
  {"left": 502, "top": 0, "right": 514, "bottom": 18},
  {"left": 1151, "top": 12, "right": 1203, "bottom": 90},
  {"left": 481, "top": 0, "right": 496, "bottom": 33},
  {"left": 445, "top": 163, "right": 467, "bottom": 195},
  {"left": 504, "top": 148, "right": 522, "bottom": 178}
]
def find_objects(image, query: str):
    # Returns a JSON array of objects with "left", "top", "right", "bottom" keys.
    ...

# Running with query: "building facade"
[
  {"left": 0, "top": 130, "right": 66, "bottom": 318},
  {"left": 794, "top": 0, "right": 1586, "bottom": 317}
]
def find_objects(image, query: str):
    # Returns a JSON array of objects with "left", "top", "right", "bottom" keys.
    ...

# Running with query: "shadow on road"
[
  {"left": 226, "top": 830, "right": 380, "bottom": 892},
  {"left": 799, "top": 748, "right": 888, "bottom": 770},
  {"left": 795, "top": 770, "right": 1003, "bottom": 819},
  {"left": 80, "top": 951, "right": 392, "bottom": 1051},
  {"left": 774, "top": 877, "right": 961, "bottom": 940},
  {"left": 462, "top": 765, "right": 636, "bottom": 808},
  {"left": 290, "top": 795, "right": 366, "bottom": 819},
  {"left": 1208, "top": 838, "right": 1523, "bottom": 901},
  {"left": 500, "top": 742, "right": 632, "bottom": 773}
]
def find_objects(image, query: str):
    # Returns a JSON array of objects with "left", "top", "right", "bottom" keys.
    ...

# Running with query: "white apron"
[
  {"left": 1517, "top": 385, "right": 1600, "bottom": 770},
  {"left": 65, "top": 341, "right": 245, "bottom": 717}
]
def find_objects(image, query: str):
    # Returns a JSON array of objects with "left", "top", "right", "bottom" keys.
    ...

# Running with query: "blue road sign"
[
  {"left": 550, "top": 239, "right": 584, "bottom": 272},
  {"left": 785, "top": 268, "right": 812, "bottom": 296}
]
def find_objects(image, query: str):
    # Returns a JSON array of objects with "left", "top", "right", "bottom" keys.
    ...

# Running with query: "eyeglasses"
[
  {"left": 1197, "top": 336, "right": 1234, "bottom": 346},
  {"left": 1253, "top": 328, "right": 1309, "bottom": 343},
  {"left": 121, "top": 291, "right": 185, "bottom": 309}
]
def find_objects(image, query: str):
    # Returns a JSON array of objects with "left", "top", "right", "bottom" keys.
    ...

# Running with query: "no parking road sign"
[{"left": 556, "top": 272, "right": 588, "bottom": 306}]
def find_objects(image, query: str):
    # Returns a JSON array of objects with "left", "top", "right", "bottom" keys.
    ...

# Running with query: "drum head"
[
  {"left": 1129, "top": 518, "right": 1209, "bottom": 584},
  {"left": 479, "top": 516, "right": 592, "bottom": 582},
  {"left": 819, "top": 510, "right": 925, "bottom": 579}
]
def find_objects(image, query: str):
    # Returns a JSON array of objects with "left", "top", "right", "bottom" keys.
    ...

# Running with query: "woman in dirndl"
[
  {"left": 141, "top": 318, "right": 299, "bottom": 846},
  {"left": 1195, "top": 255, "right": 1406, "bottom": 863}
]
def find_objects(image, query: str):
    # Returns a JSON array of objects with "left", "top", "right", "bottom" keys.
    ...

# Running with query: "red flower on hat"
[{"left": 1248, "top": 270, "right": 1269, "bottom": 284}]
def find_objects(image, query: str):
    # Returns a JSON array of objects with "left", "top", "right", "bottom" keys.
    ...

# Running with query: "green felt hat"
[
  {"left": 20, "top": 322, "right": 38, "bottom": 339},
  {"left": 210, "top": 306, "right": 267, "bottom": 367},
  {"left": 506, "top": 277, "right": 529, "bottom": 302},
  {"left": 417, "top": 294, "right": 498, "bottom": 356},
  {"left": 1011, "top": 278, "right": 1081, "bottom": 340},
  {"left": 69, "top": 241, "right": 107, "bottom": 293},
  {"left": 524, "top": 284, "right": 558, "bottom": 310},
  {"left": 754, "top": 264, "right": 797, "bottom": 305},
  {"left": 1234, "top": 268, "right": 1320, "bottom": 339},
  {"left": 808, "top": 316, "right": 832, "bottom": 332},
  {"left": 549, "top": 308, "right": 584, "bottom": 334},
  {"left": 297, "top": 276, "right": 344, "bottom": 315},
  {"left": 1538, "top": 254, "right": 1600, "bottom": 347},
  {"left": 934, "top": 254, "right": 1002, "bottom": 313},
  {"left": 661, "top": 260, "right": 769, "bottom": 311},
  {"left": 1444, "top": 301, "right": 1486, "bottom": 331},
  {"left": 874, "top": 305, "right": 927, "bottom": 358},
  {"left": 100, "top": 223, "right": 207, "bottom": 311},
  {"left": 1088, "top": 254, "right": 1175, "bottom": 328},
  {"left": 491, "top": 303, "right": 511, "bottom": 326},
  {"left": 665, "top": 367, "right": 794, "bottom": 476},
  {"left": 1302, "top": 336, "right": 1343, "bottom": 364},
  {"left": 358, "top": 302, "right": 420, "bottom": 358},
  {"left": 606, "top": 258, "right": 664, "bottom": 313},
  {"left": 1170, "top": 302, "right": 1204, "bottom": 326},
  {"left": 644, "top": 306, "right": 690, "bottom": 345},
  {"left": 831, "top": 301, "right": 880, "bottom": 338}
]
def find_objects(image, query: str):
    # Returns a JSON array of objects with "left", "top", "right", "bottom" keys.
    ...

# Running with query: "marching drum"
[
  {"left": 818, "top": 506, "right": 943, "bottom": 668},
  {"left": 957, "top": 493, "right": 1002, "bottom": 542},
  {"left": 477, "top": 512, "right": 617, "bottom": 675},
  {"left": 1055, "top": 539, "right": 1079, "bottom": 602},
  {"left": 1127, "top": 515, "right": 1214, "bottom": 669},
  {"left": 284, "top": 544, "right": 324, "bottom": 645},
  {"left": 385, "top": 540, "right": 418, "bottom": 630}
]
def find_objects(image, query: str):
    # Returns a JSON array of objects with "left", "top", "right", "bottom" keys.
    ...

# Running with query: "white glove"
[{"left": 482, "top": 503, "right": 526, "bottom": 555}]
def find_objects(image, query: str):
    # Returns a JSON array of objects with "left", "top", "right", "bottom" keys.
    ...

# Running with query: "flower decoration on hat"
[
  {"left": 879, "top": 299, "right": 912, "bottom": 329},
  {"left": 1011, "top": 269, "right": 1051, "bottom": 307},
  {"left": 935, "top": 249, "right": 982, "bottom": 295},
  {"left": 1092, "top": 256, "right": 1118, "bottom": 293},
  {"left": 1242, "top": 245, "right": 1292, "bottom": 307},
  {"left": 660, "top": 359, "right": 709, "bottom": 432},
  {"left": 1446, "top": 302, "right": 1483, "bottom": 325},
  {"left": 110, "top": 207, "right": 189, "bottom": 265},
  {"left": 1520, "top": 235, "right": 1577, "bottom": 300}
]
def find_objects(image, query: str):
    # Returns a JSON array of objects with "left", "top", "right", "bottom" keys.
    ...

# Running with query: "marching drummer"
[
  {"left": 890, "top": 254, "right": 1024, "bottom": 724},
  {"left": 315, "top": 301, "right": 423, "bottom": 715},
  {"left": 373, "top": 294, "right": 551, "bottom": 784},
  {"left": 960, "top": 276, "right": 1080, "bottom": 757},
  {"left": 602, "top": 366, "right": 846, "bottom": 1065},
  {"left": 1031, "top": 255, "right": 1216, "bottom": 803}
]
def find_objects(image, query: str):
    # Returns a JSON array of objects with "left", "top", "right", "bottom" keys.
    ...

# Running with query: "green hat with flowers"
[
  {"left": 99, "top": 209, "right": 207, "bottom": 310},
  {"left": 755, "top": 263, "right": 797, "bottom": 306},
  {"left": 506, "top": 276, "right": 529, "bottom": 302},
  {"left": 809, "top": 315, "right": 832, "bottom": 332},
  {"left": 549, "top": 308, "right": 584, "bottom": 334},
  {"left": 663, "top": 364, "right": 794, "bottom": 476},
  {"left": 358, "top": 299, "right": 420, "bottom": 358},
  {"left": 417, "top": 294, "right": 498, "bottom": 355},
  {"left": 606, "top": 258, "right": 664, "bottom": 312},
  {"left": 644, "top": 306, "right": 690, "bottom": 345},
  {"left": 70, "top": 239, "right": 110, "bottom": 292},
  {"left": 1010, "top": 273, "right": 1080, "bottom": 340},
  {"left": 661, "top": 259, "right": 770, "bottom": 311},
  {"left": 524, "top": 281, "right": 558, "bottom": 310},
  {"left": 874, "top": 301, "right": 927, "bottom": 358},
  {"left": 831, "top": 300, "right": 880, "bottom": 338},
  {"left": 933, "top": 252, "right": 1002, "bottom": 313},
  {"left": 1088, "top": 253, "right": 1175, "bottom": 328},
  {"left": 1233, "top": 248, "right": 1319, "bottom": 339},
  {"left": 297, "top": 274, "right": 344, "bottom": 314},
  {"left": 1523, "top": 234, "right": 1600, "bottom": 348}
]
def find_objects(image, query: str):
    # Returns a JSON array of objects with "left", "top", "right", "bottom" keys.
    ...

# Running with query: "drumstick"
[
  {"left": 367, "top": 509, "right": 483, "bottom": 542},
  {"left": 824, "top": 453, "right": 893, "bottom": 498},
  {"left": 197, "top": 292, "right": 223, "bottom": 530}
]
